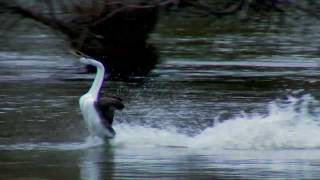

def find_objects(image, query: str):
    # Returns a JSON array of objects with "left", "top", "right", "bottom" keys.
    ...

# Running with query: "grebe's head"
[
  {"left": 79, "top": 57, "right": 105, "bottom": 71},
  {"left": 79, "top": 57, "right": 94, "bottom": 65}
]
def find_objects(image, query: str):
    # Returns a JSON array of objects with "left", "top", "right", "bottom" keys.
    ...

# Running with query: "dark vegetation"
[{"left": 0, "top": 0, "right": 320, "bottom": 78}]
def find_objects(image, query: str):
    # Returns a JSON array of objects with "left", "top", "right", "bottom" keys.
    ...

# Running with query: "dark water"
[{"left": 1, "top": 16, "right": 320, "bottom": 179}]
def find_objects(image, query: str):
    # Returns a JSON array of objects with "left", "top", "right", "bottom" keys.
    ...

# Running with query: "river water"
[{"left": 1, "top": 15, "right": 320, "bottom": 179}]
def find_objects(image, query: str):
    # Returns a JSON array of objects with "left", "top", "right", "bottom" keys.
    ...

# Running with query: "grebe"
[{"left": 79, "top": 57, "right": 124, "bottom": 139}]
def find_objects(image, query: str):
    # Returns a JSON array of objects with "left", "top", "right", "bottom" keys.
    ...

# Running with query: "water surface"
[{"left": 1, "top": 15, "right": 320, "bottom": 179}]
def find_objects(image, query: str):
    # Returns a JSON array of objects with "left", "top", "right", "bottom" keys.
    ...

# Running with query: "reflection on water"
[
  {"left": 1, "top": 15, "right": 320, "bottom": 179},
  {"left": 153, "top": 16, "right": 320, "bottom": 60}
]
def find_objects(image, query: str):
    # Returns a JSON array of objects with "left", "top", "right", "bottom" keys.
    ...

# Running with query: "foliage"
[{"left": 0, "top": 0, "right": 319, "bottom": 77}]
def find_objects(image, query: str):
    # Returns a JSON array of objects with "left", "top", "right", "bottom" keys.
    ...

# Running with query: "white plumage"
[{"left": 79, "top": 57, "right": 116, "bottom": 139}]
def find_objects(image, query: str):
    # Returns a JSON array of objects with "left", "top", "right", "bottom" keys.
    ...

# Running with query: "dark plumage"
[{"left": 95, "top": 94, "right": 124, "bottom": 128}]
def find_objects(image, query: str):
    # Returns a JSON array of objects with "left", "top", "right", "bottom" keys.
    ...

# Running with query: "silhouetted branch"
[{"left": 1, "top": 0, "right": 320, "bottom": 78}]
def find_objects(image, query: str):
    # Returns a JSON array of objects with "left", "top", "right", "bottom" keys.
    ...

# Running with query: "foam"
[{"left": 112, "top": 94, "right": 320, "bottom": 150}]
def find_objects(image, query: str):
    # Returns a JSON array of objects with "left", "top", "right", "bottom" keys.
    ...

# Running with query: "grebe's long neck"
[{"left": 87, "top": 59, "right": 105, "bottom": 100}]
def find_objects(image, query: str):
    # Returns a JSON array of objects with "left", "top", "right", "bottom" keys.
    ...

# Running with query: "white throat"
[{"left": 84, "top": 58, "right": 105, "bottom": 100}]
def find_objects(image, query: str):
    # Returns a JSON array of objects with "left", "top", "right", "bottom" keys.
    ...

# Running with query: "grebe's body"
[
  {"left": 79, "top": 57, "right": 123, "bottom": 139},
  {"left": 80, "top": 92, "right": 116, "bottom": 138}
]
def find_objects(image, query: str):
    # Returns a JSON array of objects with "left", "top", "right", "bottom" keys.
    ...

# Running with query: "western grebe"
[{"left": 79, "top": 57, "right": 124, "bottom": 139}]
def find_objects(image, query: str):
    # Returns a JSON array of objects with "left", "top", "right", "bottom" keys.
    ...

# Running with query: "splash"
[
  {"left": 2, "top": 94, "right": 320, "bottom": 151},
  {"left": 112, "top": 94, "right": 320, "bottom": 150}
]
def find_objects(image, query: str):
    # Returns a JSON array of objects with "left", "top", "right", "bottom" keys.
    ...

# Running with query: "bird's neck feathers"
[{"left": 87, "top": 59, "right": 105, "bottom": 101}]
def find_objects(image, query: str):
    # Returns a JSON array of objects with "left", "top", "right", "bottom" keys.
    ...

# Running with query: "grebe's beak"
[
  {"left": 79, "top": 57, "right": 89, "bottom": 64},
  {"left": 71, "top": 50, "right": 91, "bottom": 65}
]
